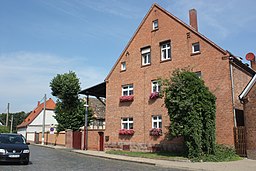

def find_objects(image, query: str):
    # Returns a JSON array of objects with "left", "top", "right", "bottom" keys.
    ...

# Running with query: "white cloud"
[{"left": 0, "top": 51, "right": 106, "bottom": 113}]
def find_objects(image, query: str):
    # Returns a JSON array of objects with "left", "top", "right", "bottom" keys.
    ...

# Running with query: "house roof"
[
  {"left": 105, "top": 3, "right": 229, "bottom": 81},
  {"left": 239, "top": 74, "right": 256, "bottom": 100},
  {"left": 88, "top": 98, "right": 105, "bottom": 119},
  {"left": 79, "top": 82, "right": 106, "bottom": 98},
  {"left": 17, "top": 98, "right": 56, "bottom": 129}
]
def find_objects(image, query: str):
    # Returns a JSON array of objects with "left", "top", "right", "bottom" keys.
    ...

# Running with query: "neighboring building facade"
[
  {"left": 239, "top": 60, "right": 256, "bottom": 159},
  {"left": 17, "top": 98, "right": 57, "bottom": 142},
  {"left": 88, "top": 98, "right": 105, "bottom": 130},
  {"left": 104, "top": 4, "right": 254, "bottom": 151}
]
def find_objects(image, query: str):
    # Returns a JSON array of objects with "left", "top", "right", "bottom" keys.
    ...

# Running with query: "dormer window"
[
  {"left": 192, "top": 42, "right": 200, "bottom": 54},
  {"left": 153, "top": 20, "right": 158, "bottom": 30},
  {"left": 121, "top": 61, "right": 126, "bottom": 71}
]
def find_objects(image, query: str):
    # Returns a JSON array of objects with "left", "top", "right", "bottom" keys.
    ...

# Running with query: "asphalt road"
[{"left": 0, "top": 145, "right": 183, "bottom": 171}]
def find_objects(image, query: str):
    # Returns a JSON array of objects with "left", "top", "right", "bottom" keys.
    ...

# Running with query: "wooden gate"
[
  {"left": 234, "top": 126, "right": 246, "bottom": 157},
  {"left": 98, "top": 132, "right": 104, "bottom": 151},
  {"left": 73, "top": 131, "right": 82, "bottom": 149}
]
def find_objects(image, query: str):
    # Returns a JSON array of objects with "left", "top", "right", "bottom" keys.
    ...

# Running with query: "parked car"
[{"left": 0, "top": 133, "right": 30, "bottom": 165}]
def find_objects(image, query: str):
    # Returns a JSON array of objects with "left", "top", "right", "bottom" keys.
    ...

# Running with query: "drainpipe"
[{"left": 230, "top": 62, "right": 237, "bottom": 128}]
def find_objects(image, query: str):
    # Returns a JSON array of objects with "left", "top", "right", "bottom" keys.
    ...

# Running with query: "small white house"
[{"left": 17, "top": 98, "right": 57, "bottom": 142}]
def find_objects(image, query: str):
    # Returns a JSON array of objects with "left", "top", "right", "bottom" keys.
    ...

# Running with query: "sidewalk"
[{"left": 34, "top": 144, "right": 256, "bottom": 171}]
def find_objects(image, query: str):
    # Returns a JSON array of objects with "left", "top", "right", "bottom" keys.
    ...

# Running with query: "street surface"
[{"left": 0, "top": 145, "right": 183, "bottom": 171}]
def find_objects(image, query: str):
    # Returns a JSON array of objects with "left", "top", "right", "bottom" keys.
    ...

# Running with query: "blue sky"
[{"left": 0, "top": 0, "right": 255, "bottom": 113}]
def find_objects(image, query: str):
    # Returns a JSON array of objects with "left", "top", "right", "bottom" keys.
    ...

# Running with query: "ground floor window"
[
  {"left": 121, "top": 117, "right": 133, "bottom": 129},
  {"left": 152, "top": 115, "right": 162, "bottom": 128}
]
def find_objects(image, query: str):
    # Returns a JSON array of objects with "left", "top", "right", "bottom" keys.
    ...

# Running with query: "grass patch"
[
  {"left": 106, "top": 145, "right": 242, "bottom": 162},
  {"left": 106, "top": 150, "right": 187, "bottom": 161}
]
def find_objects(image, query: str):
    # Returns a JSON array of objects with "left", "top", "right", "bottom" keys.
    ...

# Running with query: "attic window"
[
  {"left": 121, "top": 61, "right": 126, "bottom": 71},
  {"left": 153, "top": 20, "right": 158, "bottom": 30},
  {"left": 192, "top": 42, "right": 200, "bottom": 54}
]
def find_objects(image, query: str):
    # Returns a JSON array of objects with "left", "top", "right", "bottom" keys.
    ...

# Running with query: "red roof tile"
[{"left": 17, "top": 98, "right": 56, "bottom": 128}]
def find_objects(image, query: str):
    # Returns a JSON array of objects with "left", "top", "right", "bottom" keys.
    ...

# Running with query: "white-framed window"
[
  {"left": 141, "top": 47, "right": 151, "bottom": 66},
  {"left": 122, "top": 84, "right": 133, "bottom": 96},
  {"left": 152, "top": 80, "right": 160, "bottom": 93},
  {"left": 153, "top": 20, "right": 158, "bottom": 30},
  {"left": 152, "top": 115, "right": 162, "bottom": 128},
  {"left": 121, "top": 61, "right": 126, "bottom": 71},
  {"left": 195, "top": 71, "right": 202, "bottom": 78},
  {"left": 161, "top": 41, "right": 171, "bottom": 61},
  {"left": 192, "top": 42, "right": 200, "bottom": 53},
  {"left": 121, "top": 117, "right": 133, "bottom": 129}
]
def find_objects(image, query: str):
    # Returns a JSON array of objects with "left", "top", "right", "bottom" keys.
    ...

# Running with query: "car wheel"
[{"left": 23, "top": 160, "right": 29, "bottom": 165}]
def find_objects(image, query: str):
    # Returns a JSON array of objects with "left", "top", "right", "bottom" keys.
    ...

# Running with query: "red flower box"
[
  {"left": 119, "top": 129, "right": 135, "bottom": 135},
  {"left": 120, "top": 95, "right": 134, "bottom": 102},
  {"left": 149, "top": 92, "right": 159, "bottom": 100},
  {"left": 149, "top": 128, "right": 162, "bottom": 136}
]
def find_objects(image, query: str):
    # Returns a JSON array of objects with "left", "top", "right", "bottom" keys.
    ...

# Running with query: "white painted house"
[{"left": 17, "top": 98, "right": 57, "bottom": 142}]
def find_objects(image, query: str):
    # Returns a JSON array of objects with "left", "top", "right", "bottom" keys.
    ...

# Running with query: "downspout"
[{"left": 230, "top": 61, "right": 237, "bottom": 128}]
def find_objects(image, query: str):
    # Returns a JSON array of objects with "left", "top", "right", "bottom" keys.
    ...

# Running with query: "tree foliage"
[
  {"left": 50, "top": 71, "right": 91, "bottom": 132},
  {"left": 0, "top": 111, "right": 28, "bottom": 133},
  {"left": 0, "top": 126, "right": 9, "bottom": 133},
  {"left": 162, "top": 69, "right": 216, "bottom": 158}
]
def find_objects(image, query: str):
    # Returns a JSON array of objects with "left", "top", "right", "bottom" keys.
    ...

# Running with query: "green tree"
[
  {"left": 0, "top": 126, "right": 9, "bottom": 133},
  {"left": 50, "top": 71, "right": 91, "bottom": 132},
  {"left": 0, "top": 111, "right": 28, "bottom": 133},
  {"left": 162, "top": 69, "right": 216, "bottom": 158}
]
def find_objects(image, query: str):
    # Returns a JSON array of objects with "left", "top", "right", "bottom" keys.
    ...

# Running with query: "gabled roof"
[
  {"left": 239, "top": 75, "right": 256, "bottom": 100},
  {"left": 105, "top": 3, "right": 228, "bottom": 81},
  {"left": 17, "top": 98, "right": 56, "bottom": 129}
]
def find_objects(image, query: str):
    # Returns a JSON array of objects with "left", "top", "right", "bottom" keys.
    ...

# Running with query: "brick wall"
[
  {"left": 105, "top": 5, "right": 251, "bottom": 151},
  {"left": 244, "top": 84, "right": 256, "bottom": 159}
]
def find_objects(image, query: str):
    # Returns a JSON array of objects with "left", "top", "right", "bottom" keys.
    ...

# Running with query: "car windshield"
[{"left": 0, "top": 134, "right": 26, "bottom": 144}]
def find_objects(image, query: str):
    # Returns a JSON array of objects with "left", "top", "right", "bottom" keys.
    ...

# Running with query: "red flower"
[
  {"left": 119, "top": 129, "right": 135, "bottom": 135},
  {"left": 149, "top": 128, "right": 162, "bottom": 136},
  {"left": 120, "top": 95, "right": 134, "bottom": 102},
  {"left": 149, "top": 92, "right": 159, "bottom": 99}
]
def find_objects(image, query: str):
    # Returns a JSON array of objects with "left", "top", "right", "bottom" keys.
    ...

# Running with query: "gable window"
[
  {"left": 121, "top": 117, "right": 133, "bottom": 129},
  {"left": 192, "top": 42, "right": 200, "bottom": 53},
  {"left": 152, "top": 115, "right": 162, "bottom": 128},
  {"left": 152, "top": 80, "right": 160, "bottom": 93},
  {"left": 141, "top": 47, "right": 151, "bottom": 66},
  {"left": 153, "top": 20, "right": 158, "bottom": 30},
  {"left": 161, "top": 41, "right": 171, "bottom": 61},
  {"left": 122, "top": 84, "right": 133, "bottom": 96},
  {"left": 121, "top": 61, "right": 126, "bottom": 71}
]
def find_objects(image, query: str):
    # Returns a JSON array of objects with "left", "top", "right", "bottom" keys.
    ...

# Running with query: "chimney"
[
  {"left": 251, "top": 61, "right": 256, "bottom": 71},
  {"left": 38, "top": 101, "right": 40, "bottom": 106},
  {"left": 189, "top": 9, "right": 198, "bottom": 31}
]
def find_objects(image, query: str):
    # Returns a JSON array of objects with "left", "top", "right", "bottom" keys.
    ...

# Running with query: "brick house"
[
  {"left": 102, "top": 3, "right": 255, "bottom": 151},
  {"left": 239, "top": 57, "right": 256, "bottom": 159}
]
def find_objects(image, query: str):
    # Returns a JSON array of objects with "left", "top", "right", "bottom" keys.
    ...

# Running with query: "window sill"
[
  {"left": 141, "top": 63, "right": 151, "bottom": 68},
  {"left": 160, "top": 58, "right": 172, "bottom": 63},
  {"left": 151, "top": 28, "right": 159, "bottom": 32},
  {"left": 191, "top": 52, "right": 201, "bottom": 56},
  {"left": 120, "top": 69, "right": 126, "bottom": 72}
]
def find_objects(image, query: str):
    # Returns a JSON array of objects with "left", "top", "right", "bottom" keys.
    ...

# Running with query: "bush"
[
  {"left": 0, "top": 126, "right": 9, "bottom": 133},
  {"left": 191, "top": 145, "right": 241, "bottom": 162}
]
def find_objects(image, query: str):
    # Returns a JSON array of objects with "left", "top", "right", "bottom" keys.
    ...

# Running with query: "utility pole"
[
  {"left": 84, "top": 96, "right": 89, "bottom": 150},
  {"left": 42, "top": 94, "right": 46, "bottom": 145},
  {"left": 10, "top": 114, "right": 13, "bottom": 133},
  {"left": 6, "top": 103, "right": 9, "bottom": 126}
]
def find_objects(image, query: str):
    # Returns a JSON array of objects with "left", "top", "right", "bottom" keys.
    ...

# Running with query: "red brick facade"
[
  {"left": 104, "top": 4, "right": 253, "bottom": 151},
  {"left": 243, "top": 83, "right": 256, "bottom": 159}
]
